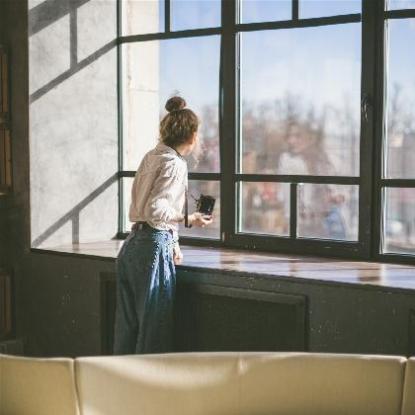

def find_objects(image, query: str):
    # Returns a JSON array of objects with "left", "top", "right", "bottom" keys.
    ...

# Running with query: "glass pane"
[
  {"left": 122, "top": 36, "right": 220, "bottom": 172},
  {"left": 239, "top": 0, "right": 291, "bottom": 24},
  {"left": 383, "top": 187, "right": 415, "bottom": 255},
  {"left": 122, "top": 0, "right": 164, "bottom": 35},
  {"left": 387, "top": 0, "right": 415, "bottom": 10},
  {"left": 300, "top": 0, "right": 361, "bottom": 18},
  {"left": 171, "top": 0, "right": 221, "bottom": 30},
  {"left": 122, "top": 177, "right": 134, "bottom": 232},
  {"left": 384, "top": 19, "right": 415, "bottom": 179},
  {"left": 239, "top": 182, "right": 290, "bottom": 236},
  {"left": 240, "top": 24, "right": 361, "bottom": 176},
  {"left": 297, "top": 184, "right": 358, "bottom": 240},
  {"left": 179, "top": 180, "right": 221, "bottom": 239}
]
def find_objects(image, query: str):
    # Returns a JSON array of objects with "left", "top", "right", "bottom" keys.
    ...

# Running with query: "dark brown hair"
[{"left": 159, "top": 96, "right": 199, "bottom": 148}]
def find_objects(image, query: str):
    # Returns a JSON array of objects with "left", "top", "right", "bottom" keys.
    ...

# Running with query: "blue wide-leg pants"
[{"left": 113, "top": 225, "right": 176, "bottom": 354}]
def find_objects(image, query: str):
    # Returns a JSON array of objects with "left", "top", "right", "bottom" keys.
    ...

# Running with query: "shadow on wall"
[
  {"left": 29, "top": 0, "right": 117, "bottom": 103},
  {"left": 28, "top": 0, "right": 119, "bottom": 248},
  {"left": 31, "top": 174, "right": 118, "bottom": 248}
]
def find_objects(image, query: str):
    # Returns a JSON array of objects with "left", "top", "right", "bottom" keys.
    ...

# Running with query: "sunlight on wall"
[
  {"left": 29, "top": 14, "right": 70, "bottom": 95},
  {"left": 77, "top": 0, "right": 117, "bottom": 61},
  {"left": 122, "top": 41, "right": 160, "bottom": 171},
  {"left": 122, "top": 0, "right": 163, "bottom": 35}
]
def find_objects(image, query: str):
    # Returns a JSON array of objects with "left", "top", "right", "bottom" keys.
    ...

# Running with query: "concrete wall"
[
  {"left": 122, "top": 0, "right": 161, "bottom": 171},
  {"left": 28, "top": 0, "right": 118, "bottom": 248},
  {"left": 123, "top": 41, "right": 160, "bottom": 172}
]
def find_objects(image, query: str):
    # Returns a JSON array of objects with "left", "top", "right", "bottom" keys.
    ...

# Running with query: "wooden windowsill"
[{"left": 31, "top": 240, "right": 415, "bottom": 292}]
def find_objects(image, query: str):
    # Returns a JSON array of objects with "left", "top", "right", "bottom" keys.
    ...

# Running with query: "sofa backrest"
[
  {"left": 237, "top": 352, "right": 406, "bottom": 415},
  {"left": 75, "top": 352, "right": 407, "bottom": 415},
  {"left": 402, "top": 357, "right": 415, "bottom": 415},
  {"left": 0, "top": 354, "right": 80, "bottom": 415},
  {"left": 75, "top": 353, "right": 240, "bottom": 415}
]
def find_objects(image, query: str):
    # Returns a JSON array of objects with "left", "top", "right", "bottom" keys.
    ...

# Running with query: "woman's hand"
[
  {"left": 173, "top": 242, "right": 183, "bottom": 265},
  {"left": 189, "top": 212, "right": 213, "bottom": 228}
]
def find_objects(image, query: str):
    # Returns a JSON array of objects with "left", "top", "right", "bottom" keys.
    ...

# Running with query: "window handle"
[{"left": 361, "top": 94, "right": 371, "bottom": 122}]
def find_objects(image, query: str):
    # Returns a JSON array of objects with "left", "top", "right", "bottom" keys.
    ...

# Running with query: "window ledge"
[{"left": 30, "top": 240, "right": 415, "bottom": 292}]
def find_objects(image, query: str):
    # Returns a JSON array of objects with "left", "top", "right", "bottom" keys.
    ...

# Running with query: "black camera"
[{"left": 196, "top": 194, "right": 216, "bottom": 216}]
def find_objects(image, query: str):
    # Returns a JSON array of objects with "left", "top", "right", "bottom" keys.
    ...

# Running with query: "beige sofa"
[{"left": 1, "top": 352, "right": 414, "bottom": 415}]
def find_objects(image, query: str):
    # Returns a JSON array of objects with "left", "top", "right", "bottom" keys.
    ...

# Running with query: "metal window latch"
[{"left": 361, "top": 94, "right": 371, "bottom": 122}]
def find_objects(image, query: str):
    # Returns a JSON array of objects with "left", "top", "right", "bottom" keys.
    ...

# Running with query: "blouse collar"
[{"left": 156, "top": 142, "right": 185, "bottom": 160}]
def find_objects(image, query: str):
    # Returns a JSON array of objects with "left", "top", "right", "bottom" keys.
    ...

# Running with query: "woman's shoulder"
[
  {"left": 145, "top": 150, "right": 185, "bottom": 180},
  {"left": 159, "top": 156, "right": 187, "bottom": 179},
  {"left": 137, "top": 144, "right": 187, "bottom": 178}
]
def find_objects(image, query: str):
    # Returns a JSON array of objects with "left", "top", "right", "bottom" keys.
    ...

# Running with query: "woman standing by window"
[{"left": 113, "top": 96, "right": 213, "bottom": 354}]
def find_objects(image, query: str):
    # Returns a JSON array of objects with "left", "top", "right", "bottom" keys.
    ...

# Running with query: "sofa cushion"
[
  {"left": 0, "top": 353, "right": 79, "bottom": 415},
  {"left": 75, "top": 353, "right": 240, "bottom": 415},
  {"left": 402, "top": 357, "right": 415, "bottom": 415},
  {"left": 238, "top": 352, "right": 406, "bottom": 415}
]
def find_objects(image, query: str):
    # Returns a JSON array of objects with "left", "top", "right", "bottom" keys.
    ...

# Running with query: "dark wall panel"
[
  {"left": 174, "top": 284, "right": 307, "bottom": 352},
  {"left": 177, "top": 268, "right": 415, "bottom": 357},
  {"left": 21, "top": 252, "right": 115, "bottom": 357}
]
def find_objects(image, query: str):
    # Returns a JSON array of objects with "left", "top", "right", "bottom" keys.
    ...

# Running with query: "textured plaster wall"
[
  {"left": 122, "top": 1, "right": 161, "bottom": 171},
  {"left": 28, "top": 0, "right": 118, "bottom": 248}
]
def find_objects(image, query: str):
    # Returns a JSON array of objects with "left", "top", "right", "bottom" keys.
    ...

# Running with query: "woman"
[{"left": 113, "top": 96, "right": 213, "bottom": 355}]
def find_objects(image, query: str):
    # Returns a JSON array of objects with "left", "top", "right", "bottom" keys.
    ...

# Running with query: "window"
[
  {"left": 118, "top": 0, "right": 415, "bottom": 263},
  {"left": 238, "top": 23, "right": 361, "bottom": 246}
]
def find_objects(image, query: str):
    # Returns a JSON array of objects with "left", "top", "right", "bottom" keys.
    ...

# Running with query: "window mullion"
[
  {"left": 359, "top": 0, "right": 381, "bottom": 258},
  {"left": 292, "top": 0, "right": 299, "bottom": 20},
  {"left": 369, "top": 0, "right": 386, "bottom": 259},
  {"left": 165, "top": 0, "right": 171, "bottom": 33},
  {"left": 290, "top": 183, "right": 297, "bottom": 238},
  {"left": 220, "top": 0, "right": 237, "bottom": 244}
]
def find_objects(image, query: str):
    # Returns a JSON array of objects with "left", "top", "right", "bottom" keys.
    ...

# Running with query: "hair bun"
[{"left": 165, "top": 96, "right": 186, "bottom": 113}]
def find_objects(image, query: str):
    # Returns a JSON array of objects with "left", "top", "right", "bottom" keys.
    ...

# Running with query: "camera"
[{"left": 196, "top": 194, "right": 216, "bottom": 216}]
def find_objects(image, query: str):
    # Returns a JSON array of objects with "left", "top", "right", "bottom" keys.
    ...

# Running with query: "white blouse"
[{"left": 129, "top": 142, "right": 188, "bottom": 241}]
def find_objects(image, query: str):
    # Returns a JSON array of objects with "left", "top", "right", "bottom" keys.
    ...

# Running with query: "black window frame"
[{"left": 116, "top": 0, "right": 415, "bottom": 265}]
